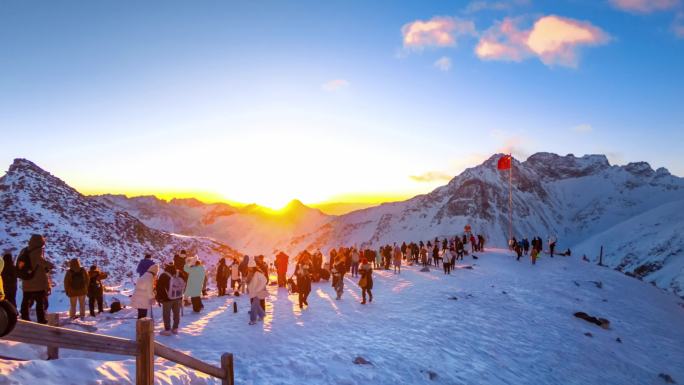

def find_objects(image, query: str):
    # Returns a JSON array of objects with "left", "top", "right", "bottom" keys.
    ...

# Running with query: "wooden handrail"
[
  {"left": 154, "top": 342, "right": 225, "bottom": 379},
  {"left": 5, "top": 319, "right": 138, "bottom": 356},
  {"left": 2, "top": 316, "right": 234, "bottom": 385}
]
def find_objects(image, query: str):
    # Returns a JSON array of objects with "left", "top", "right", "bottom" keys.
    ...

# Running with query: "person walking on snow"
[
  {"left": 246, "top": 260, "right": 267, "bottom": 325},
  {"left": 531, "top": 248, "right": 539, "bottom": 265},
  {"left": 295, "top": 255, "right": 312, "bottom": 309},
  {"left": 156, "top": 263, "right": 184, "bottom": 335},
  {"left": 184, "top": 256, "right": 206, "bottom": 313},
  {"left": 131, "top": 264, "right": 158, "bottom": 319},
  {"left": 331, "top": 257, "right": 346, "bottom": 300},
  {"left": 359, "top": 258, "right": 373, "bottom": 304},
  {"left": 275, "top": 252, "right": 289, "bottom": 287}
]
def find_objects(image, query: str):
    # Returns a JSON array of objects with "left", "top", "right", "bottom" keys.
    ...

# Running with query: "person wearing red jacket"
[{"left": 274, "top": 252, "right": 289, "bottom": 288}]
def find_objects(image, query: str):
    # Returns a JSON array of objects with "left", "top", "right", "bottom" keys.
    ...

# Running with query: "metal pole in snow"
[{"left": 509, "top": 153, "right": 513, "bottom": 244}]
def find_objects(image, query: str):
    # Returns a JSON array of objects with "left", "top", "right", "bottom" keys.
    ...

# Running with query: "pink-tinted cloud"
[
  {"left": 475, "top": 17, "right": 530, "bottom": 62},
  {"left": 321, "top": 79, "right": 350, "bottom": 92},
  {"left": 609, "top": 0, "right": 680, "bottom": 14},
  {"left": 434, "top": 56, "right": 453, "bottom": 71},
  {"left": 475, "top": 15, "right": 610, "bottom": 67},
  {"left": 402, "top": 16, "right": 476, "bottom": 49},
  {"left": 527, "top": 16, "right": 611, "bottom": 67},
  {"left": 674, "top": 12, "right": 684, "bottom": 38}
]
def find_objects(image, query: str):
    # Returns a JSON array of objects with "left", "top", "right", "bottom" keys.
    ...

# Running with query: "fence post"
[
  {"left": 46, "top": 313, "right": 59, "bottom": 360},
  {"left": 136, "top": 318, "right": 154, "bottom": 385},
  {"left": 598, "top": 245, "right": 604, "bottom": 266},
  {"left": 221, "top": 353, "right": 234, "bottom": 385}
]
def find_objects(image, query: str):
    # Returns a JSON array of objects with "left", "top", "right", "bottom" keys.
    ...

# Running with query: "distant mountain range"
[
  {"left": 0, "top": 159, "right": 239, "bottom": 285},
  {"left": 1, "top": 153, "right": 682, "bottom": 296}
]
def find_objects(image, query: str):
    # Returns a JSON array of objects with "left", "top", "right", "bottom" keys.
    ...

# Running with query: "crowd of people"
[{"left": 0, "top": 230, "right": 571, "bottom": 336}]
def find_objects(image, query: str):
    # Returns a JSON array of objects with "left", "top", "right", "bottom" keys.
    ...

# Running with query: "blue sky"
[{"left": 1, "top": 0, "right": 682, "bottom": 209}]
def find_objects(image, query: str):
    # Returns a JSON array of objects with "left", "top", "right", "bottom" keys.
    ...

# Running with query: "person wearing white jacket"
[
  {"left": 131, "top": 264, "right": 159, "bottom": 319},
  {"left": 246, "top": 259, "right": 267, "bottom": 325}
]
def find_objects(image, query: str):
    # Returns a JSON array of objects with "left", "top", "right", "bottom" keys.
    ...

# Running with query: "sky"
[{"left": 1, "top": 0, "right": 683, "bottom": 212}]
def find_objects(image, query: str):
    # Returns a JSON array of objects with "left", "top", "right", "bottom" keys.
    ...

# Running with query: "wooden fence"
[{"left": 2, "top": 315, "right": 234, "bottom": 385}]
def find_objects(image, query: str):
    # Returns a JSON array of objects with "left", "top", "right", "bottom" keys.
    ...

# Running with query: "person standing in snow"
[
  {"left": 2, "top": 253, "right": 17, "bottom": 307},
  {"left": 548, "top": 236, "right": 557, "bottom": 258},
  {"left": 331, "top": 257, "right": 345, "bottom": 300},
  {"left": 87, "top": 264, "right": 107, "bottom": 317},
  {"left": 230, "top": 259, "right": 241, "bottom": 295},
  {"left": 523, "top": 238, "right": 530, "bottom": 256},
  {"left": 18, "top": 235, "right": 53, "bottom": 324},
  {"left": 137, "top": 254, "right": 154, "bottom": 277},
  {"left": 442, "top": 248, "right": 452, "bottom": 275},
  {"left": 530, "top": 247, "right": 539, "bottom": 265},
  {"left": 275, "top": 252, "right": 289, "bottom": 288},
  {"left": 216, "top": 258, "right": 229, "bottom": 296},
  {"left": 393, "top": 244, "right": 402, "bottom": 274},
  {"left": 375, "top": 247, "right": 383, "bottom": 270},
  {"left": 156, "top": 263, "right": 183, "bottom": 335},
  {"left": 359, "top": 258, "right": 373, "bottom": 304},
  {"left": 184, "top": 256, "right": 206, "bottom": 313},
  {"left": 295, "top": 255, "right": 312, "bottom": 309},
  {"left": 350, "top": 248, "right": 360, "bottom": 278},
  {"left": 432, "top": 244, "right": 439, "bottom": 267},
  {"left": 131, "top": 264, "right": 158, "bottom": 319},
  {"left": 246, "top": 260, "right": 267, "bottom": 325},
  {"left": 64, "top": 258, "right": 89, "bottom": 320}
]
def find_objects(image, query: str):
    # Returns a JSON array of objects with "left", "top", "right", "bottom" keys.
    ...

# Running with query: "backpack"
[
  {"left": 165, "top": 272, "right": 185, "bottom": 300},
  {"left": 109, "top": 299, "right": 122, "bottom": 313},
  {"left": 15, "top": 248, "right": 35, "bottom": 281},
  {"left": 71, "top": 269, "right": 86, "bottom": 291}
]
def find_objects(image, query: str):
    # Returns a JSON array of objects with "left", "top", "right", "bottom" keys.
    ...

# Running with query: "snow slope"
[
  {"left": 1, "top": 250, "right": 683, "bottom": 385},
  {"left": 95, "top": 195, "right": 332, "bottom": 256},
  {"left": 0, "top": 159, "right": 240, "bottom": 284},
  {"left": 574, "top": 200, "right": 684, "bottom": 295}
]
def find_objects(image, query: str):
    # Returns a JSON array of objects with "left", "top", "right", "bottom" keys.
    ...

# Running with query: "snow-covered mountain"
[
  {"left": 0, "top": 159, "right": 240, "bottom": 284},
  {"left": 94, "top": 195, "right": 332, "bottom": 256},
  {"left": 283, "top": 153, "right": 684, "bottom": 296}
]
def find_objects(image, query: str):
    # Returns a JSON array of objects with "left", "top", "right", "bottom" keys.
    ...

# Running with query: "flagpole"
[{"left": 509, "top": 153, "right": 512, "bottom": 244}]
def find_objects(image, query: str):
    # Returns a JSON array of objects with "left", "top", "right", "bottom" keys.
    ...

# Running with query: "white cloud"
[
  {"left": 572, "top": 123, "right": 593, "bottom": 133},
  {"left": 673, "top": 12, "right": 684, "bottom": 38},
  {"left": 402, "top": 16, "right": 477, "bottom": 49},
  {"left": 475, "top": 15, "right": 611, "bottom": 68},
  {"left": 609, "top": 0, "right": 680, "bottom": 14},
  {"left": 464, "top": 0, "right": 531, "bottom": 13},
  {"left": 321, "top": 79, "right": 350, "bottom": 92},
  {"left": 434, "top": 56, "right": 453, "bottom": 71}
]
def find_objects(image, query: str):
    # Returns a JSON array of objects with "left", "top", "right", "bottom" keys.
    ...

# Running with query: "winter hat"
[{"left": 248, "top": 259, "right": 257, "bottom": 268}]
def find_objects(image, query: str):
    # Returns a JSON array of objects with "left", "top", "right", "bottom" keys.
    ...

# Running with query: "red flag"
[{"left": 497, "top": 155, "right": 512, "bottom": 170}]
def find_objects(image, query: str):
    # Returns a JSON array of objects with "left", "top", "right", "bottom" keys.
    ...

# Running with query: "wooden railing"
[{"left": 3, "top": 315, "right": 234, "bottom": 385}]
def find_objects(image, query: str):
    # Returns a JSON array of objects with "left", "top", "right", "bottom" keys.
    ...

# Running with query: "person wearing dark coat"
[
  {"left": 359, "top": 259, "right": 373, "bottom": 304},
  {"left": 19, "top": 235, "right": 54, "bottom": 324},
  {"left": 295, "top": 257, "right": 312, "bottom": 309},
  {"left": 137, "top": 254, "right": 155, "bottom": 277},
  {"left": 87, "top": 265, "right": 107, "bottom": 316},
  {"left": 216, "top": 258, "right": 229, "bottom": 296},
  {"left": 2, "top": 253, "right": 17, "bottom": 307},
  {"left": 275, "top": 252, "right": 289, "bottom": 287}
]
